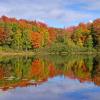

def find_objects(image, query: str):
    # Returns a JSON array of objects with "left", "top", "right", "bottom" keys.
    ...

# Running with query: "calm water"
[{"left": 0, "top": 55, "right": 100, "bottom": 100}]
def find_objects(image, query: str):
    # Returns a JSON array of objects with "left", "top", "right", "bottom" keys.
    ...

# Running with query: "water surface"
[{"left": 0, "top": 55, "right": 100, "bottom": 100}]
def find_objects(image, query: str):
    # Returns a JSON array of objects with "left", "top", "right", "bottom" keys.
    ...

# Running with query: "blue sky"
[{"left": 0, "top": 0, "right": 100, "bottom": 28}]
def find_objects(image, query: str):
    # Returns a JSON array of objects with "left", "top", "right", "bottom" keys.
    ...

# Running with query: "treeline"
[{"left": 0, "top": 16, "right": 100, "bottom": 52}]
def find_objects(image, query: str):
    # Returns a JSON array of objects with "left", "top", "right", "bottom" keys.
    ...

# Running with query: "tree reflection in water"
[{"left": 0, "top": 55, "right": 100, "bottom": 91}]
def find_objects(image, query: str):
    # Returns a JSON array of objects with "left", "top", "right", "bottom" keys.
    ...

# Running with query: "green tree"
[
  {"left": 21, "top": 28, "right": 33, "bottom": 51},
  {"left": 84, "top": 35, "right": 93, "bottom": 49}
]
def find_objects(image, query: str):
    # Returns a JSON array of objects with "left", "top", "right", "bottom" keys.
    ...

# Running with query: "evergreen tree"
[{"left": 84, "top": 35, "right": 93, "bottom": 49}]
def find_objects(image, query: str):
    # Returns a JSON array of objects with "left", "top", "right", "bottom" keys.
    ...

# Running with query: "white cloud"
[{"left": 0, "top": 0, "right": 99, "bottom": 27}]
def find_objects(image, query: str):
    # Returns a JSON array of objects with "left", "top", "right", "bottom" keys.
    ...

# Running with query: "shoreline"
[
  {"left": 0, "top": 51, "right": 35, "bottom": 56},
  {"left": 0, "top": 51, "right": 100, "bottom": 56}
]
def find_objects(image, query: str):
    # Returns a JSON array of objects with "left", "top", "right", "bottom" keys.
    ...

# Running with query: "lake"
[{"left": 0, "top": 55, "right": 100, "bottom": 100}]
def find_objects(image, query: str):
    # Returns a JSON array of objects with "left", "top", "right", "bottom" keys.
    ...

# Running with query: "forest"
[{"left": 0, "top": 16, "right": 100, "bottom": 53}]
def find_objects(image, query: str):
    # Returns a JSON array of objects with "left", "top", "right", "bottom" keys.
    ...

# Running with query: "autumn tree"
[{"left": 93, "top": 19, "right": 100, "bottom": 49}]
